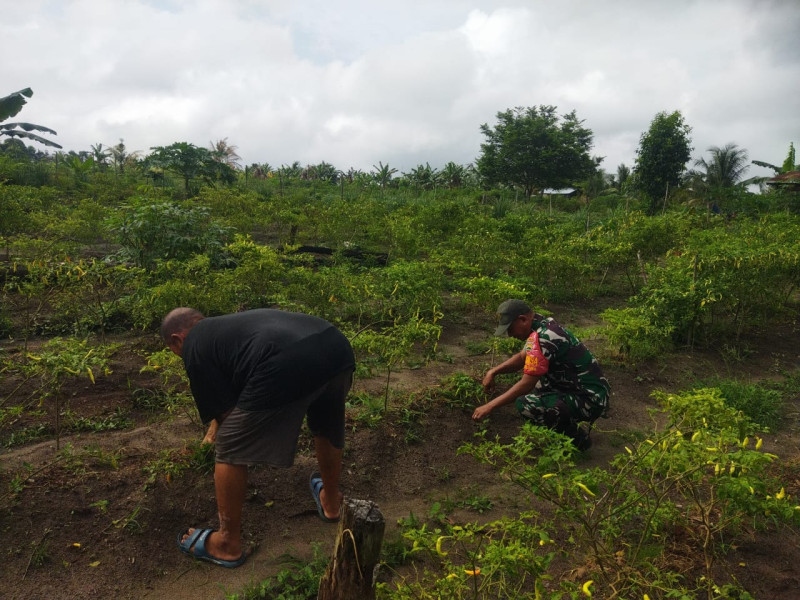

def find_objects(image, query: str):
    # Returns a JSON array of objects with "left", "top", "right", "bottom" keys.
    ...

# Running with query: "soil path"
[{"left": 3, "top": 314, "right": 799, "bottom": 600}]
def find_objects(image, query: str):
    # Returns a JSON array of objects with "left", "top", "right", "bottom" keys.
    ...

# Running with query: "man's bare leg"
[
  {"left": 181, "top": 462, "right": 247, "bottom": 560},
  {"left": 314, "top": 436, "right": 343, "bottom": 520}
]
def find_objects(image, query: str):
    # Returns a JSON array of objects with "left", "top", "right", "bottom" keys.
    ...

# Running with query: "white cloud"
[{"left": 2, "top": 0, "right": 798, "bottom": 179}]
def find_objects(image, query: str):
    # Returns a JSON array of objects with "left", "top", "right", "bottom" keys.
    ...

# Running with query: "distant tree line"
[{"left": 2, "top": 88, "right": 797, "bottom": 212}]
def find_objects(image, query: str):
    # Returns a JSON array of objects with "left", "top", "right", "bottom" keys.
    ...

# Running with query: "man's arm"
[
  {"left": 201, "top": 408, "right": 234, "bottom": 444},
  {"left": 202, "top": 419, "right": 219, "bottom": 444},
  {"left": 473, "top": 372, "right": 539, "bottom": 421},
  {"left": 482, "top": 349, "right": 526, "bottom": 392}
]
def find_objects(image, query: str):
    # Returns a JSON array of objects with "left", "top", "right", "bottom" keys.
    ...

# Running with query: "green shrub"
[
  {"left": 601, "top": 306, "right": 674, "bottom": 361},
  {"left": 107, "top": 198, "right": 233, "bottom": 268},
  {"left": 440, "top": 372, "right": 484, "bottom": 409},
  {"left": 699, "top": 378, "right": 783, "bottom": 431}
]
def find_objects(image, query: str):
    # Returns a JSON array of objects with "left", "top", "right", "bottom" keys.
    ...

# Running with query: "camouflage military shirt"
[{"left": 523, "top": 314, "right": 610, "bottom": 412}]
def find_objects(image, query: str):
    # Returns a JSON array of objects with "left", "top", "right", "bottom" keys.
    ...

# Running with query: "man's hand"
[
  {"left": 472, "top": 403, "right": 494, "bottom": 422},
  {"left": 202, "top": 419, "right": 219, "bottom": 445},
  {"left": 482, "top": 370, "right": 496, "bottom": 394}
]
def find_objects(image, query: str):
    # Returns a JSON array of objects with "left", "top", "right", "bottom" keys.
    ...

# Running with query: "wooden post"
[
  {"left": 317, "top": 499, "right": 385, "bottom": 600},
  {"left": 637, "top": 250, "right": 648, "bottom": 286}
]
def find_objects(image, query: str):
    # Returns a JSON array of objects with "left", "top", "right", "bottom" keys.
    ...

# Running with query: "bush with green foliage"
[
  {"left": 603, "top": 213, "right": 800, "bottom": 358},
  {"left": 107, "top": 197, "right": 233, "bottom": 268}
]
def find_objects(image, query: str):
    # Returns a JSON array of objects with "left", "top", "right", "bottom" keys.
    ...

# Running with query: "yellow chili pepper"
[
  {"left": 435, "top": 536, "right": 448, "bottom": 556},
  {"left": 576, "top": 482, "right": 595, "bottom": 497},
  {"left": 582, "top": 579, "right": 594, "bottom": 596}
]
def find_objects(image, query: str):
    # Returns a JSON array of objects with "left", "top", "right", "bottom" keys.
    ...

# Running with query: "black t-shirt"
[{"left": 182, "top": 309, "right": 355, "bottom": 424}]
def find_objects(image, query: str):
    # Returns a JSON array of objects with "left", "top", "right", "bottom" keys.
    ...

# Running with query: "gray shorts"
[{"left": 214, "top": 369, "right": 353, "bottom": 467}]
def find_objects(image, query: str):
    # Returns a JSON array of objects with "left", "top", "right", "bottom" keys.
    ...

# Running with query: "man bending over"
[{"left": 161, "top": 307, "right": 354, "bottom": 568}]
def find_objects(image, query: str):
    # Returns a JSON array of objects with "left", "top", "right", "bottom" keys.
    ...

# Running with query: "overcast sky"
[{"left": 3, "top": 0, "right": 799, "bottom": 180}]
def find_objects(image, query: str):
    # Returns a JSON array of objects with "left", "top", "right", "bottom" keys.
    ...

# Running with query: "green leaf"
[{"left": 0, "top": 87, "right": 33, "bottom": 121}]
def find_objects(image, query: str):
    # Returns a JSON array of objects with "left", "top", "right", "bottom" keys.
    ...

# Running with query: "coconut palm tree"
[
  {"left": 403, "top": 163, "right": 439, "bottom": 190},
  {"left": 90, "top": 143, "right": 110, "bottom": 170},
  {"left": 440, "top": 162, "right": 466, "bottom": 189},
  {"left": 209, "top": 138, "right": 242, "bottom": 170},
  {"left": 109, "top": 139, "right": 141, "bottom": 174},
  {"left": 693, "top": 143, "right": 749, "bottom": 188},
  {"left": 616, "top": 163, "right": 631, "bottom": 191},
  {"left": 279, "top": 161, "right": 303, "bottom": 178},
  {"left": 372, "top": 161, "right": 397, "bottom": 193}
]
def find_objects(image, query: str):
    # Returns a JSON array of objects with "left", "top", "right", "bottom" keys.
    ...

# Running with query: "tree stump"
[{"left": 317, "top": 498, "right": 385, "bottom": 600}]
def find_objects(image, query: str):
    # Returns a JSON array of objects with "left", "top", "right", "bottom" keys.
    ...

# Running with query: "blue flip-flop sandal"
[
  {"left": 177, "top": 528, "right": 246, "bottom": 568},
  {"left": 309, "top": 472, "right": 340, "bottom": 523}
]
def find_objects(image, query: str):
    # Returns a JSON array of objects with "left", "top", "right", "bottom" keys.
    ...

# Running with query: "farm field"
[
  {"left": 2, "top": 306, "right": 799, "bottom": 600},
  {"left": 1, "top": 164, "right": 800, "bottom": 599}
]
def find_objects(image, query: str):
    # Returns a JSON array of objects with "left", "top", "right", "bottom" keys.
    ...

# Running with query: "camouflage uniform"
[{"left": 515, "top": 314, "right": 610, "bottom": 446}]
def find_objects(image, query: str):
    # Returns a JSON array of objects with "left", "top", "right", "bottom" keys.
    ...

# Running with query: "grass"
[
  {"left": 224, "top": 545, "right": 328, "bottom": 600},
  {"left": 4, "top": 424, "right": 49, "bottom": 447},
  {"left": 698, "top": 377, "right": 783, "bottom": 430}
]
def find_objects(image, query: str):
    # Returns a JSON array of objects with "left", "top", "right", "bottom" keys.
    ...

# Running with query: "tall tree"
[
  {"left": 693, "top": 143, "right": 749, "bottom": 188},
  {"left": 147, "top": 142, "right": 234, "bottom": 194},
  {"left": 0, "top": 88, "right": 62, "bottom": 149},
  {"left": 476, "top": 105, "right": 595, "bottom": 198},
  {"left": 634, "top": 110, "right": 692, "bottom": 214}
]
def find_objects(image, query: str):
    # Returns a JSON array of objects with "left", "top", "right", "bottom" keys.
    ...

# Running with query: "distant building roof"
[
  {"left": 766, "top": 171, "right": 800, "bottom": 183},
  {"left": 766, "top": 171, "right": 800, "bottom": 191},
  {"left": 542, "top": 188, "right": 577, "bottom": 195}
]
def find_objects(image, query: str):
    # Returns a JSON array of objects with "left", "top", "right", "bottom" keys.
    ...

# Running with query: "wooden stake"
[{"left": 317, "top": 499, "right": 385, "bottom": 600}]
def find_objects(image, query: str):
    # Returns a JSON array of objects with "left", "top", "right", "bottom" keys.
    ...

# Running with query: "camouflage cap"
[{"left": 494, "top": 299, "right": 531, "bottom": 336}]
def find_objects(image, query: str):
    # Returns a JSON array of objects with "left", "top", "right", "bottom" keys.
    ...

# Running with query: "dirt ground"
[{"left": 1, "top": 304, "right": 799, "bottom": 600}]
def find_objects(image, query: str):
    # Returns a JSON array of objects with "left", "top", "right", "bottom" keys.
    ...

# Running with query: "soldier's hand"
[
  {"left": 482, "top": 371, "right": 496, "bottom": 393},
  {"left": 472, "top": 404, "right": 493, "bottom": 422}
]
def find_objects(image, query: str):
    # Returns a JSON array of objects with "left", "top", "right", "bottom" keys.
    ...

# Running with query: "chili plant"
[
  {"left": 379, "top": 514, "right": 555, "bottom": 599},
  {"left": 460, "top": 387, "right": 798, "bottom": 600},
  {"left": 24, "top": 337, "right": 117, "bottom": 450},
  {"left": 349, "top": 313, "right": 442, "bottom": 409}
]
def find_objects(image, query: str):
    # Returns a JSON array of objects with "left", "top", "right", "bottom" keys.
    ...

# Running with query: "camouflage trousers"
[{"left": 515, "top": 389, "right": 606, "bottom": 440}]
